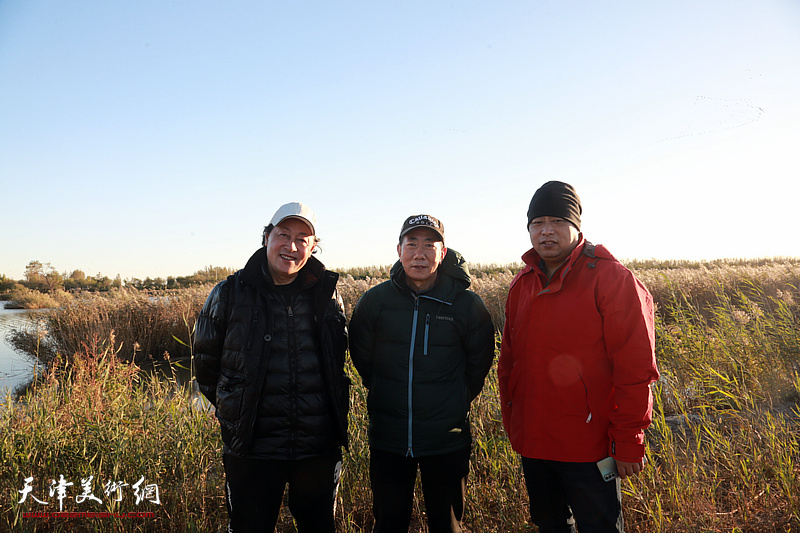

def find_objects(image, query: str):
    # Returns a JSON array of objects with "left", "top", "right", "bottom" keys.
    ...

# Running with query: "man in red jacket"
[{"left": 498, "top": 181, "right": 659, "bottom": 532}]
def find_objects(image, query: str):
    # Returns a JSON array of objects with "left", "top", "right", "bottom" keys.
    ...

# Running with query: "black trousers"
[
  {"left": 521, "top": 457, "right": 623, "bottom": 533},
  {"left": 222, "top": 450, "right": 342, "bottom": 533},
  {"left": 369, "top": 447, "right": 470, "bottom": 533}
]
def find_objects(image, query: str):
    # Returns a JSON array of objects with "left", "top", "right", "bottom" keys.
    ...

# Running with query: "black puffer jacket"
[
  {"left": 349, "top": 249, "right": 495, "bottom": 457},
  {"left": 194, "top": 249, "right": 349, "bottom": 457}
]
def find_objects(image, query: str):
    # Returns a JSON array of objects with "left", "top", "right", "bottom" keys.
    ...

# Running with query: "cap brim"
[
  {"left": 275, "top": 216, "right": 315, "bottom": 235},
  {"left": 399, "top": 226, "right": 444, "bottom": 243}
]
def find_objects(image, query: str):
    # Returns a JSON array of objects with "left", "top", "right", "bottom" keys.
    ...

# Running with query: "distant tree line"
[
  {"left": 4, "top": 257, "right": 799, "bottom": 298},
  {"left": 0, "top": 261, "right": 235, "bottom": 296}
]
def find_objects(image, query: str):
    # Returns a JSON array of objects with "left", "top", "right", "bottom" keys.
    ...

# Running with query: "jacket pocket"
[
  {"left": 215, "top": 369, "right": 245, "bottom": 426},
  {"left": 569, "top": 373, "right": 592, "bottom": 423}
]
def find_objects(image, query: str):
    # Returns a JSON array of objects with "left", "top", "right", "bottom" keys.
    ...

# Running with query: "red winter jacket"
[{"left": 498, "top": 238, "right": 659, "bottom": 463}]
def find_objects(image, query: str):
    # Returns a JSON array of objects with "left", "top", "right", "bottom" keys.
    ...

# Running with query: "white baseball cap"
[{"left": 269, "top": 202, "right": 317, "bottom": 235}]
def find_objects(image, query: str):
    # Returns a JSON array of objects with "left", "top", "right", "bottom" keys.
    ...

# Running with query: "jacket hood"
[{"left": 390, "top": 248, "right": 471, "bottom": 295}]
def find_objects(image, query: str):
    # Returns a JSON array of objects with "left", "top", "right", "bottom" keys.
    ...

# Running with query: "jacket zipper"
[
  {"left": 406, "top": 297, "right": 419, "bottom": 457},
  {"left": 423, "top": 314, "right": 430, "bottom": 356},
  {"left": 287, "top": 304, "right": 297, "bottom": 459}
]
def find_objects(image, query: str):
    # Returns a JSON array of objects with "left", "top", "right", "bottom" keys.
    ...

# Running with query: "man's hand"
[{"left": 615, "top": 458, "right": 645, "bottom": 480}]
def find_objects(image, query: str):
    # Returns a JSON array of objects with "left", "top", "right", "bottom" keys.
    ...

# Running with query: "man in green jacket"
[{"left": 349, "top": 214, "right": 495, "bottom": 533}]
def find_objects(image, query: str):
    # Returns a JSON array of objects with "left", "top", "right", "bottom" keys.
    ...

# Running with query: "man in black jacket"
[
  {"left": 349, "top": 214, "right": 495, "bottom": 533},
  {"left": 194, "top": 202, "right": 349, "bottom": 533}
]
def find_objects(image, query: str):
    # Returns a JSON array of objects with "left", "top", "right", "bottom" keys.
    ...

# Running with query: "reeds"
[
  {"left": 0, "top": 335, "right": 224, "bottom": 532},
  {"left": 1, "top": 258, "right": 799, "bottom": 531},
  {"left": 632, "top": 282, "right": 800, "bottom": 532}
]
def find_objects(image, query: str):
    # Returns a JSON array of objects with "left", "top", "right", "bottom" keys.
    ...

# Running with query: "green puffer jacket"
[{"left": 349, "top": 249, "right": 495, "bottom": 457}]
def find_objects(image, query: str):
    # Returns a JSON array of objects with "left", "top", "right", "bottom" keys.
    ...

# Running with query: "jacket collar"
[
  {"left": 521, "top": 235, "right": 587, "bottom": 291},
  {"left": 390, "top": 247, "right": 471, "bottom": 301},
  {"left": 239, "top": 247, "right": 324, "bottom": 292}
]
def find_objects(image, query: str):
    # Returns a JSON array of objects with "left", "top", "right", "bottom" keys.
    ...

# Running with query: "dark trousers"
[
  {"left": 369, "top": 447, "right": 470, "bottom": 533},
  {"left": 521, "top": 457, "right": 623, "bottom": 533},
  {"left": 223, "top": 450, "right": 342, "bottom": 533}
]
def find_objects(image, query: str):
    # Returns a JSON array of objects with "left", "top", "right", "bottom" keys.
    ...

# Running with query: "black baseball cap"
[{"left": 399, "top": 214, "right": 445, "bottom": 244}]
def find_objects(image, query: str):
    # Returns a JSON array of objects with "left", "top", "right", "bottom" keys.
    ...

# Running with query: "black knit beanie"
[{"left": 526, "top": 181, "right": 582, "bottom": 230}]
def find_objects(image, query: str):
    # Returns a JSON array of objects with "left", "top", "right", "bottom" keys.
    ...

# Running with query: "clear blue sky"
[{"left": 1, "top": 1, "right": 798, "bottom": 281}]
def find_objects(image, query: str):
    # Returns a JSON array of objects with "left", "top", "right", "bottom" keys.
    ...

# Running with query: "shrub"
[{"left": 3, "top": 286, "right": 68, "bottom": 310}]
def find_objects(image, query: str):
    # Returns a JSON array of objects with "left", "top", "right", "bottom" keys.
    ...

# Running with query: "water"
[{"left": 0, "top": 306, "right": 39, "bottom": 399}]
